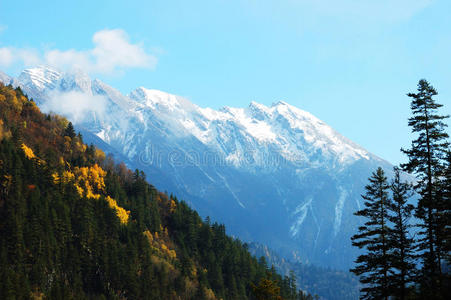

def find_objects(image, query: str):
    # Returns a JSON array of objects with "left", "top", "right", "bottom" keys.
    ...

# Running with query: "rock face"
[{"left": 1, "top": 66, "right": 394, "bottom": 269}]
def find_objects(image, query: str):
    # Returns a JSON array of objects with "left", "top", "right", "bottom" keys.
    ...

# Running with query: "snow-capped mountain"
[{"left": 1, "top": 66, "right": 394, "bottom": 269}]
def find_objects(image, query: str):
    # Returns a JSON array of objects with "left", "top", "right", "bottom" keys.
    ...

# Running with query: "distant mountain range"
[{"left": 1, "top": 66, "right": 395, "bottom": 270}]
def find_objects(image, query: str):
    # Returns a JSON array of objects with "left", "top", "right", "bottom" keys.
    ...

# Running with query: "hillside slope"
[{"left": 0, "top": 83, "right": 312, "bottom": 299}]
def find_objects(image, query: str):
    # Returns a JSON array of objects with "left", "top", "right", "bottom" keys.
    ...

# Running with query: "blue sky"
[{"left": 1, "top": 0, "right": 450, "bottom": 165}]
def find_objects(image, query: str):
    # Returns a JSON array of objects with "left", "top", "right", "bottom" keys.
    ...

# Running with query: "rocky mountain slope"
[
  {"left": 1, "top": 67, "right": 394, "bottom": 270},
  {"left": 0, "top": 83, "right": 308, "bottom": 299}
]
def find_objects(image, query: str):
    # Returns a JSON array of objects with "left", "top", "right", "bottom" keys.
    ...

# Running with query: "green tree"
[
  {"left": 350, "top": 167, "right": 392, "bottom": 300},
  {"left": 64, "top": 122, "right": 76, "bottom": 139},
  {"left": 251, "top": 272, "right": 282, "bottom": 300},
  {"left": 387, "top": 168, "right": 416, "bottom": 300},
  {"left": 401, "top": 79, "right": 449, "bottom": 297}
]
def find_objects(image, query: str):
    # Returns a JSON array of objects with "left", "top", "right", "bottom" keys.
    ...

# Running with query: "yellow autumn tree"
[
  {"left": 51, "top": 160, "right": 130, "bottom": 224},
  {"left": 143, "top": 230, "right": 154, "bottom": 242},
  {"left": 105, "top": 196, "right": 130, "bottom": 224},
  {"left": 95, "top": 148, "right": 106, "bottom": 162},
  {"left": 52, "top": 170, "right": 75, "bottom": 185},
  {"left": 73, "top": 164, "right": 106, "bottom": 199},
  {"left": 4, "top": 89, "right": 22, "bottom": 112},
  {"left": 21, "top": 143, "right": 36, "bottom": 159},
  {"left": 170, "top": 199, "right": 177, "bottom": 213}
]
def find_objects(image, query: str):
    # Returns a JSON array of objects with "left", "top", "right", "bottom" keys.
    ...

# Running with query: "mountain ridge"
[{"left": 1, "top": 66, "right": 395, "bottom": 270}]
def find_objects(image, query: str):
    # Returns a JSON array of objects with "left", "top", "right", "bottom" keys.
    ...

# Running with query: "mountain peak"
[
  {"left": 249, "top": 100, "right": 270, "bottom": 110},
  {"left": 271, "top": 100, "right": 290, "bottom": 107},
  {"left": 249, "top": 100, "right": 265, "bottom": 107},
  {"left": 18, "top": 66, "right": 62, "bottom": 91},
  {"left": 248, "top": 101, "right": 272, "bottom": 120},
  {"left": 129, "top": 87, "right": 196, "bottom": 113},
  {"left": 23, "top": 65, "right": 61, "bottom": 73}
]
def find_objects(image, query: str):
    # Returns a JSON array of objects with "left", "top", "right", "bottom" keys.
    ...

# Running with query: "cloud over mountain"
[{"left": 0, "top": 29, "right": 157, "bottom": 75}]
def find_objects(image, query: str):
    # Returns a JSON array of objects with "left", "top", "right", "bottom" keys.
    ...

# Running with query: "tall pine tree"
[
  {"left": 387, "top": 168, "right": 416, "bottom": 300},
  {"left": 401, "top": 79, "right": 449, "bottom": 297},
  {"left": 350, "top": 167, "right": 392, "bottom": 300},
  {"left": 64, "top": 122, "right": 76, "bottom": 139}
]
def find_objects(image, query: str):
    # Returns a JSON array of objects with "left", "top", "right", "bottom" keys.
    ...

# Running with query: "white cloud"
[
  {"left": 0, "top": 48, "right": 13, "bottom": 66},
  {"left": 91, "top": 29, "right": 157, "bottom": 73},
  {"left": 41, "top": 90, "right": 108, "bottom": 124},
  {"left": 44, "top": 49, "right": 91, "bottom": 72},
  {"left": 0, "top": 47, "right": 41, "bottom": 67},
  {"left": 0, "top": 29, "right": 157, "bottom": 74}
]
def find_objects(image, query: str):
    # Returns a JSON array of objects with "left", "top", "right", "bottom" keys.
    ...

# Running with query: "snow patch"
[
  {"left": 333, "top": 187, "right": 347, "bottom": 237},
  {"left": 290, "top": 197, "right": 313, "bottom": 237},
  {"left": 96, "top": 129, "right": 106, "bottom": 141},
  {"left": 215, "top": 172, "right": 245, "bottom": 208}
]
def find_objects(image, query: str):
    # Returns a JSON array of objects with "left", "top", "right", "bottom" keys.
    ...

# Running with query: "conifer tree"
[
  {"left": 350, "top": 167, "right": 392, "bottom": 300},
  {"left": 251, "top": 271, "right": 282, "bottom": 300},
  {"left": 401, "top": 79, "right": 449, "bottom": 296},
  {"left": 442, "top": 152, "right": 451, "bottom": 265},
  {"left": 64, "top": 122, "right": 76, "bottom": 139},
  {"left": 387, "top": 168, "right": 416, "bottom": 300}
]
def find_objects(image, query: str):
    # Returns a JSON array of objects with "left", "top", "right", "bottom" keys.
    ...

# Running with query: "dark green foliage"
[
  {"left": 250, "top": 272, "right": 282, "bottom": 300},
  {"left": 401, "top": 79, "right": 450, "bottom": 298},
  {"left": 64, "top": 121, "right": 76, "bottom": 139},
  {"left": 387, "top": 168, "right": 416, "bottom": 300},
  {"left": 350, "top": 167, "right": 392, "bottom": 300},
  {"left": 351, "top": 168, "right": 417, "bottom": 300}
]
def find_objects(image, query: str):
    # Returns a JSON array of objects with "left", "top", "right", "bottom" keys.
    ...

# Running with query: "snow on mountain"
[
  {"left": 1, "top": 66, "right": 394, "bottom": 270},
  {"left": 14, "top": 66, "right": 62, "bottom": 101},
  {"left": 17, "top": 66, "right": 62, "bottom": 91},
  {"left": 0, "top": 71, "right": 12, "bottom": 85},
  {"left": 128, "top": 86, "right": 370, "bottom": 170}
]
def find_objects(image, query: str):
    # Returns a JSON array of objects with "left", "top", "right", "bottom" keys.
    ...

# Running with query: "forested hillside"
[{"left": 0, "top": 83, "right": 313, "bottom": 299}]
